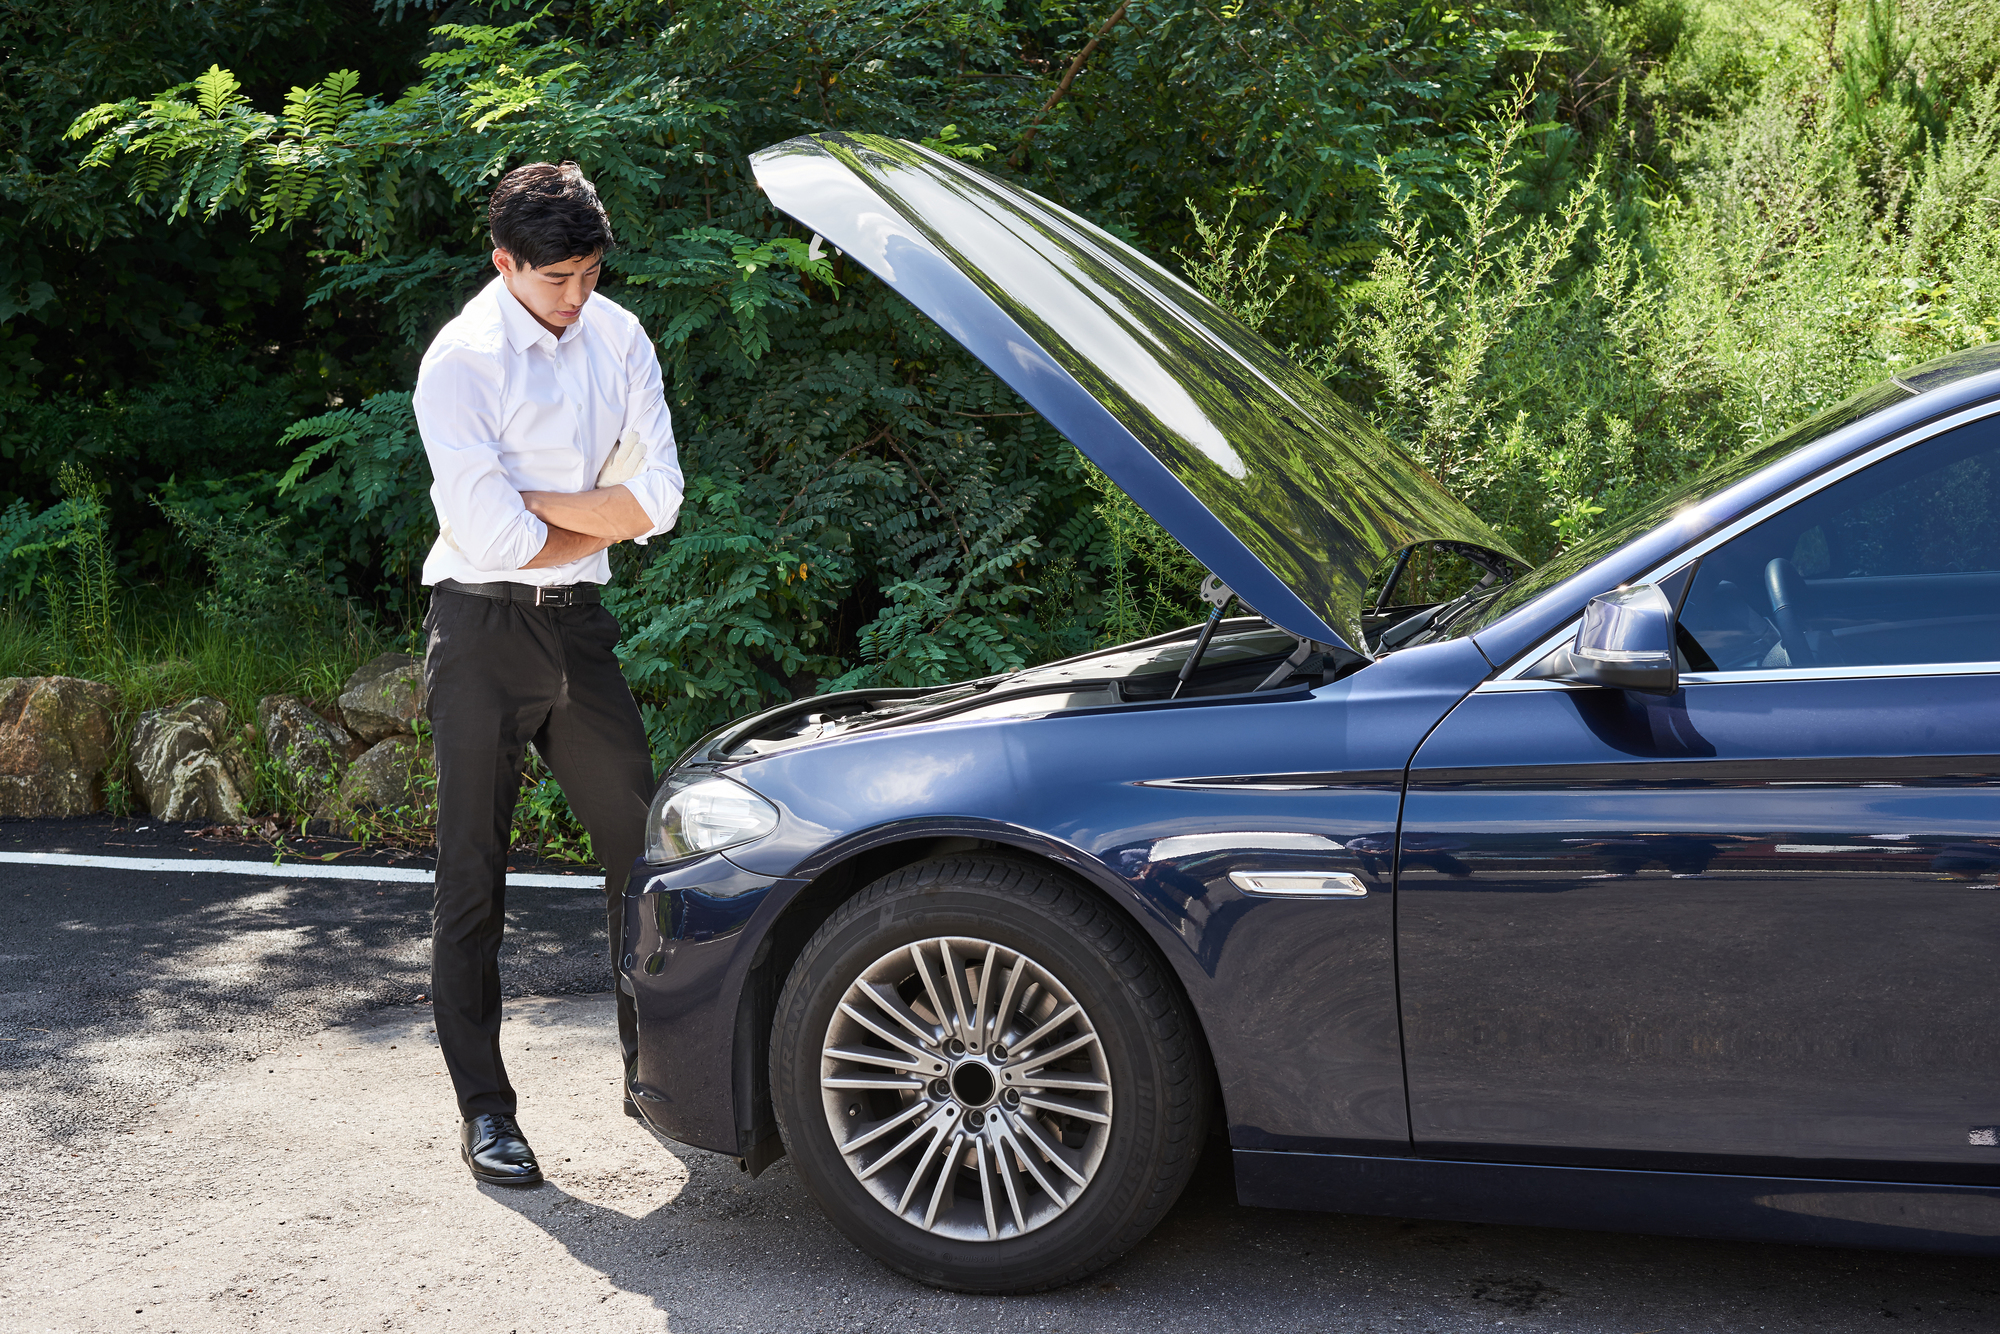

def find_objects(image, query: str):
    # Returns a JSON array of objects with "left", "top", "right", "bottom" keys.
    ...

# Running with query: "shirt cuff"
[
  {"left": 468, "top": 508, "right": 548, "bottom": 570},
  {"left": 624, "top": 472, "right": 682, "bottom": 546}
]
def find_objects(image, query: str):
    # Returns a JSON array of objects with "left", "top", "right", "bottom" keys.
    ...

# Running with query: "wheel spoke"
[
  {"left": 1020, "top": 1091, "right": 1111, "bottom": 1124},
  {"left": 939, "top": 939, "right": 973, "bottom": 1040},
  {"left": 995, "top": 1113, "right": 1066, "bottom": 1200},
  {"left": 1009, "top": 1110, "right": 1090, "bottom": 1187},
  {"left": 988, "top": 955, "right": 1026, "bottom": 1049},
  {"left": 908, "top": 944, "right": 952, "bottom": 1035},
  {"left": 975, "top": 1135, "right": 999, "bottom": 1240},
  {"left": 970, "top": 942, "right": 996, "bottom": 1051},
  {"left": 1012, "top": 1071, "right": 1108, "bottom": 1093},
  {"left": 842, "top": 1099, "right": 929, "bottom": 1153},
  {"left": 896, "top": 1109, "right": 959, "bottom": 1213},
  {"left": 922, "top": 1131, "right": 964, "bottom": 1229},
  {"left": 822, "top": 1072, "right": 925, "bottom": 1091},
  {"left": 838, "top": 1000, "right": 934, "bottom": 1064},
  {"left": 857, "top": 980, "right": 944, "bottom": 1050},
  {"left": 824, "top": 1043, "right": 931, "bottom": 1074},
  {"left": 858, "top": 1103, "right": 955, "bottom": 1183},
  {"left": 1008, "top": 1028, "right": 1097, "bottom": 1071},
  {"left": 1009, "top": 1001, "right": 1081, "bottom": 1054},
  {"left": 997, "top": 1132, "right": 1028, "bottom": 1233}
]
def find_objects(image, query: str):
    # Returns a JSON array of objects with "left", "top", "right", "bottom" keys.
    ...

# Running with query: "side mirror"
[{"left": 1555, "top": 584, "right": 1679, "bottom": 695}]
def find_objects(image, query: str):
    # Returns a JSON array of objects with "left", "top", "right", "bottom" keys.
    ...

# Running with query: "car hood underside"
[{"left": 750, "top": 132, "right": 1519, "bottom": 652}]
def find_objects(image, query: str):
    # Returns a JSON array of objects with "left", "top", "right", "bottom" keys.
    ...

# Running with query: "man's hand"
[
  {"left": 522, "top": 523, "right": 616, "bottom": 569},
  {"left": 521, "top": 484, "right": 653, "bottom": 541}
]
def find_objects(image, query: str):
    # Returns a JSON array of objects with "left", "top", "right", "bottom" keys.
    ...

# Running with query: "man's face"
[{"left": 494, "top": 248, "right": 603, "bottom": 335}]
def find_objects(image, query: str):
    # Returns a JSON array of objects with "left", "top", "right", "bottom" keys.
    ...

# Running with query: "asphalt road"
[{"left": 4, "top": 824, "right": 1997, "bottom": 1332}]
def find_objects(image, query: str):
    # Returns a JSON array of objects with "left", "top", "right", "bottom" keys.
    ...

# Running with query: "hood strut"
[{"left": 1169, "top": 575, "right": 1237, "bottom": 700}]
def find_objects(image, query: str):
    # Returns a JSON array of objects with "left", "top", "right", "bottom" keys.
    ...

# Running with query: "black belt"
[{"left": 436, "top": 578, "right": 601, "bottom": 607}]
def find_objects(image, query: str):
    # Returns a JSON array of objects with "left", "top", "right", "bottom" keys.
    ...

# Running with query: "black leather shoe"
[
  {"left": 623, "top": 1095, "right": 643, "bottom": 1119},
  {"left": 461, "top": 1113, "right": 542, "bottom": 1187}
]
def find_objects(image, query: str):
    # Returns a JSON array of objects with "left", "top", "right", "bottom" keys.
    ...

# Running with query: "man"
[{"left": 413, "top": 161, "right": 683, "bottom": 1187}]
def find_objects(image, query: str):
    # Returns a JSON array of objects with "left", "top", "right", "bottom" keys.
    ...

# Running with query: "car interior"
[{"left": 1678, "top": 420, "right": 2000, "bottom": 671}]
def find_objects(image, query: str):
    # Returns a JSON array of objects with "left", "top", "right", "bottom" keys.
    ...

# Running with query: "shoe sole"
[{"left": 461, "top": 1143, "right": 543, "bottom": 1187}]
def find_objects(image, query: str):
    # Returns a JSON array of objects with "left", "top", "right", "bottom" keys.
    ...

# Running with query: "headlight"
[{"left": 645, "top": 773, "right": 780, "bottom": 863}]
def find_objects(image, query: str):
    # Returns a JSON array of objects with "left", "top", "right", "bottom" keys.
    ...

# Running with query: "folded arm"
[
  {"left": 521, "top": 523, "right": 618, "bottom": 568},
  {"left": 520, "top": 485, "right": 654, "bottom": 541}
]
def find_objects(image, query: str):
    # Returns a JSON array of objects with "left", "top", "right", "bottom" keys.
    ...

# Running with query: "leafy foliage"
[
  {"left": 154, "top": 500, "right": 339, "bottom": 637},
  {"left": 17, "top": 0, "right": 2000, "bottom": 846},
  {"left": 0, "top": 1, "right": 433, "bottom": 563},
  {"left": 275, "top": 392, "right": 435, "bottom": 617},
  {"left": 38, "top": 464, "right": 121, "bottom": 671}
]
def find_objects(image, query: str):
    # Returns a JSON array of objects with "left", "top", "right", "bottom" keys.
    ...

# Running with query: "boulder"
[
  {"left": 0, "top": 676, "right": 120, "bottom": 817},
  {"left": 132, "top": 697, "right": 253, "bottom": 822},
  {"left": 257, "top": 694, "right": 356, "bottom": 814},
  {"left": 335, "top": 735, "right": 433, "bottom": 814},
  {"left": 338, "top": 652, "right": 426, "bottom": 744}
]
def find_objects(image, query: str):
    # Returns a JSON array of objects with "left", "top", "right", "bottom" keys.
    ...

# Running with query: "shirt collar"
[{"left": 493, "top": 276, "right": 583, "bottom": 352}]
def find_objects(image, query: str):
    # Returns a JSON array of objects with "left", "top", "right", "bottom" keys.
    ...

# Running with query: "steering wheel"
[{"left": 1763, "top": 557, "right": 1815, "bottom": 666}]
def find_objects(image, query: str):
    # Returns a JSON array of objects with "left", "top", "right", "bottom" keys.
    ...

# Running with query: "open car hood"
[{"left": 750, "top": 133, "right": 1519, "bottom": 651}]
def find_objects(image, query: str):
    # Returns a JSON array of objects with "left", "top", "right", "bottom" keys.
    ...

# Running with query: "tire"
[{"left": 770, "top": 854, "right": 1210, "bottom": 1293}]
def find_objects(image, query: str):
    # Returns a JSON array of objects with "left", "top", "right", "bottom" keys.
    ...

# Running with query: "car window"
[{"left": 1678, "top": 415, "right": 2000, "bottom": 671}]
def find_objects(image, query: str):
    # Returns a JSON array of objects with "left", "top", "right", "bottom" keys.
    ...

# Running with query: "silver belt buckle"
[{"left": 534, "top": 585, "right": 570, "bottom": 608}]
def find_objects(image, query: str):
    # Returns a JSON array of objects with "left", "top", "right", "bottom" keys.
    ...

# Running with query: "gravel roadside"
[{"left": 4, "top": 837, "right": 1995, "bottom": 1332}]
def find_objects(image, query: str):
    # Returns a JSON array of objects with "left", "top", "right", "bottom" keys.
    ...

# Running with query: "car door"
[{"left": 1396, "top": 409, "right": 2000, "bottom": 1185}]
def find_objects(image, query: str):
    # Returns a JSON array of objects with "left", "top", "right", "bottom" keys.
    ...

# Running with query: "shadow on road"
[{"left": 483, "top": 1132, "right": 2000, "bottom": 1331}]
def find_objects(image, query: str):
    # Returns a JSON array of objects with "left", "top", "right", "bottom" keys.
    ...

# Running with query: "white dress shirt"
[{"left": 414, "top": 276, "right": 684, "bottom": 587}]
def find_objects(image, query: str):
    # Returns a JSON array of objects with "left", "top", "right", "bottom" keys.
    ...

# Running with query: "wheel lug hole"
[
  {"left": 929, "top": 1079, "right": 951, "bottom": 1099},
  {"left": 992, "top": 1045, "right": 1008, "bottom": 1061},
  {"left": 945, "top": 1038, "right": 966, "bottom": 1056},
  {"left": 967, "top": 1109, "right": 985, "bottom": 1129},
  {"left": 1002, "top": 1089, "right": 1020, "bottom": 1107}
]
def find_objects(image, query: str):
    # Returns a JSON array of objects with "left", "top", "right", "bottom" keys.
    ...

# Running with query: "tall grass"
[
  {"left": 0, "top": 607, "right": 52, "bottom": 680},
  {"left": 84, "top": 597, "right": 379, "bottom": 726},
  {"left": 4, "top": 589, "right": 382, "bottom": 815}
]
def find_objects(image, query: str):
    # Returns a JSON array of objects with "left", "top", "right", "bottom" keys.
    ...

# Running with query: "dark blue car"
[{"left": 618, "top": 133, "right": 2000, "bottom": 1291}]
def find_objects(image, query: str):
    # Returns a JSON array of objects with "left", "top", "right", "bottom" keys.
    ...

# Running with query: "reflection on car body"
[{"left": 610, "top": 133, "right": 2000, "bottom": 1291}]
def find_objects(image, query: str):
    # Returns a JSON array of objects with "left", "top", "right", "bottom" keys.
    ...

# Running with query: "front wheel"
[{"left": 770, "top": 855, "right": 1210, "bottom": 1292}]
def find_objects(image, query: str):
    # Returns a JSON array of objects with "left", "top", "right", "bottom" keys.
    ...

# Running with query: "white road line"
[{"left": 0, "top": 851, "right": 598, "bottom": 888}]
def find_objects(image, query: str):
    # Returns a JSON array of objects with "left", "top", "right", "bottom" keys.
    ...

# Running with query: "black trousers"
[{"left": 423, "top": 589, "right": 654, "bottom": 1120}]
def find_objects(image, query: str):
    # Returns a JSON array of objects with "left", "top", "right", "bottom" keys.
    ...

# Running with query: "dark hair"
[{"left": 487, "top": 161, "right": 614, "bottom": 269}]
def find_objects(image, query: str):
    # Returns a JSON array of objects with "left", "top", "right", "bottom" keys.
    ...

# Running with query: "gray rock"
[
  {"left": 257, "top": 694, "right": 356, "bottom": 815},
  {"left": 132, "top": 697, "right": 253, "bottom": 823},
  {"left": 0, "top": 676, "right": 120, "bottom": 817},
  {"left": 335, "top": 735, "right": 433, "bottom": 814},
  {"left": 338, "top": 652, "right": 426, "bottom": 744}
]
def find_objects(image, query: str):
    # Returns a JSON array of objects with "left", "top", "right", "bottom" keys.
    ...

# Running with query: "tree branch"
[
  {"left": 1013, "top": 1, "right": 1131, "bottom": 162},
  {"left": 884, "top": 437, "right": 971, "bottom": 559}
]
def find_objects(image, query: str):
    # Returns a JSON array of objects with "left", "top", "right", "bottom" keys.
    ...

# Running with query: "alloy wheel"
[{"left": 818, "top": 935, "right": 1113, "bottom": 1241}]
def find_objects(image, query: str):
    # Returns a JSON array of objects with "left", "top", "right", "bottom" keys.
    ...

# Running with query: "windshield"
[{"left": 1436, "top": 377, "right": 1913, "bottom": 640}]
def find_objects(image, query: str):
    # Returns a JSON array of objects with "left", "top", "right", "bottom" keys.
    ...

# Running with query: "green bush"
[{"left": 15, "top": 0, "right": 2000, "bottom": 856}]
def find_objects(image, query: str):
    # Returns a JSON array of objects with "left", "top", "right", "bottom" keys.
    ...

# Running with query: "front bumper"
[{"left": 619, "top": 850, "right": 807, "bottom": 1159}]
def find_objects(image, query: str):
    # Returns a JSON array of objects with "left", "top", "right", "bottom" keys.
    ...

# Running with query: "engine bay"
[{"left": 703, "top": 618, "right": 1355, "bottom": 762}]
